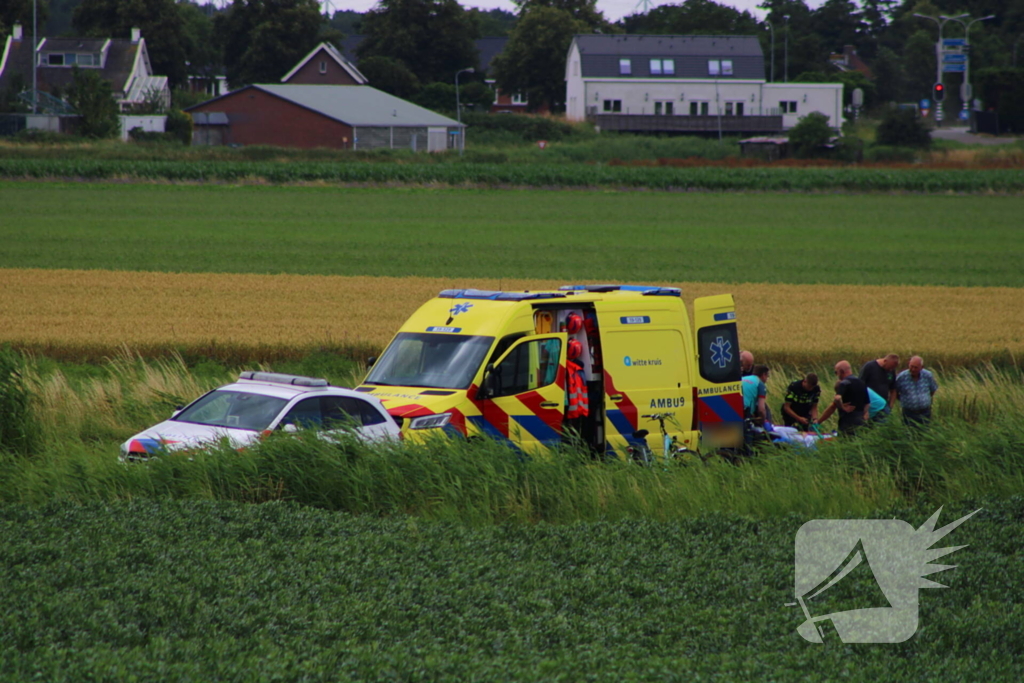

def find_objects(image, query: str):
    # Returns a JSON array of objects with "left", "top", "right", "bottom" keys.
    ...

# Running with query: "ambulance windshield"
[{"left": 365, "top": 333, "right": 494, "bottom": 390}]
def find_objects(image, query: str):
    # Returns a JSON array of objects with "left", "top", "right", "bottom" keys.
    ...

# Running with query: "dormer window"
[
  {"left": 48, "top": 53, "right": 64, "bottom": 66},
  {"left": 722, "top": 60, "right": 733, "bottom": 76},
  {"left": 43, "top": 52, "right": 102, "bottom": 67},
  {"left": 708, "top": 60, "right": 720, "bottom": 76},
  {"left": 649, "top": 59, "right": 676, "bottom": 76},
  {"left": 619, "top": 58, "right": 631, "bottom": 75}
]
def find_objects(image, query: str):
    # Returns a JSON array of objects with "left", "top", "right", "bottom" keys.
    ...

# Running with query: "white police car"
[{"left": 121, "top": 371, "right": 401, "bottom": 461}]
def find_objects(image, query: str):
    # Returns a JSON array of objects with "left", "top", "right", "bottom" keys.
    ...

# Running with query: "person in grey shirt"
[{"left": 895, "top": 356, "right": 939, "bottom": 426}]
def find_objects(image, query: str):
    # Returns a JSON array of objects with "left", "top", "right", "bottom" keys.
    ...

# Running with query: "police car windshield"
[
  {"left": 365, "top": 333, "right": 494, "bottom": 390},
  {"left": 172, "top": 390, "right": 288, "bottom": 431}
]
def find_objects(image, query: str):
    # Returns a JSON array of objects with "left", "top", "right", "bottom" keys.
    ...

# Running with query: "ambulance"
[{"left": 355, "top": 284, "right": 745, "bottom": 458}]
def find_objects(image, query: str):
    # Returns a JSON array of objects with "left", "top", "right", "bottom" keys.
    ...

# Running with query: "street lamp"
[
  {"left": 942, "top": 14, "right": 995, "bottom": 119},
  {"left": 454, "top": 67, "right": 474, "bottom": 155},
  {"left": 912, "top": 13, "right": 968, "bottom": 126},
  {"left": 783, "top": 15, "right": 790, "bottom": 83},
  {"left": 765, "top": 21, "right": 775, "bottom": 83}
]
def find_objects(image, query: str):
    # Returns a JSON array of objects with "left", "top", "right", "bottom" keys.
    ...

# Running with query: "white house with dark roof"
[
  {"left": 0, "top": 24, "right": 169, "bottom": 112},
  {"left": 565, "top": 34, "right": 842, "bottom": 133}
]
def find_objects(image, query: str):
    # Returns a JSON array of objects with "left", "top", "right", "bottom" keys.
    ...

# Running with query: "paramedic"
[
  {"left": 742, "top": 364, "right": 769, "bottom": 424},
  {"left": 781, "top": 373, "right": 820, "bottom": 430},
  {"left": 895, "top": 356, "right": 938, "bottom": 426}
]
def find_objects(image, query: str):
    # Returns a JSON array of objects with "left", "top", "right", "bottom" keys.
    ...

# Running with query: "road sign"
[
  {"left": 921, "top": 108, "right": 930, "bottom": 118},
  {"left": 943, "top": 64, "right": 966, "bottom": 73},
  {"left": 959, "top": 110, "right": 970, "bottom": 121},
  {"left": 943, "top": 38, "right": 966, "bottom": 47},
  {"left": 942, "top": 54, "right": 967, "bottom": 63},
  {"left": 920, "top": 98, "right": 931, "bottom": 109}
]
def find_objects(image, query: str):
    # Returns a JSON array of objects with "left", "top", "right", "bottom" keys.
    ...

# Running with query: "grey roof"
[
  {"left": 573, "top": 34, "right": 765, "bottom": 80},
  {"left": 224, "top": 84, "right": 463, "bottom": 127},
  {"left": 476, "top": 37, "right": 508, "bottom": 73},
  {"left": 0, "top": 35, "right": 139, "bottom": 96}
]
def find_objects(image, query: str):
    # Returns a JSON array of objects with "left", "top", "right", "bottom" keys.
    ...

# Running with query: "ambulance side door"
[
  {"left": 693, "top": 295, "right": 744, "bottom": 449},
  {"left": 479, "top": 333, "right": 568, "bottom": 452}
]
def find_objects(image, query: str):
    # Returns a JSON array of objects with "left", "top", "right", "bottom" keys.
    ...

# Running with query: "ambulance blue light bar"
[
  {"left": 438, "top": 289, "right": 566, "bottom": 301},
  {"left": 559, "top": 284, "right": 681, "bottom": 297}
]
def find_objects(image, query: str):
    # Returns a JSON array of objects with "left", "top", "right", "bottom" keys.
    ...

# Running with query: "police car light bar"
[{"left": 238, "top": 371, "right": 329, "bottom": 387}]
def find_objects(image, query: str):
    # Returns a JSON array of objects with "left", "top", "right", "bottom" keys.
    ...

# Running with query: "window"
[
  {"left": 722, "top": 60, "right": 734, "bottom": 76},
  {"left": 78, "top": 53, "right": 94, "bottom": 66},
  {"left": 780, "top": 101, "right": 798, "bottom": 114},
  {"left": 64, "top": 53, "right": 77, "bottom": 65},
  {"left": 491, "top": 338, "right": 562, "bottom": 398},
  {"left": 736, "top": 102, "right": 744, "bottom": 116},
  {"left": 689, "top": 101, "right": 709, "bottom": 116},
  {"left": 47, "top": 53, "right": 64, "bottom": 66},
  {"left": 173, "top": 390, "right": 288, "bottom": 432},
  {"left": 650, "top": 59, "right": 662, "bottom": 75},
  {"left": 708, "top": 59, "right": 719, "bottom": 76},
  {"left": 725, "top": 102, "right": 734, "bottom": 116},
  {"left": 665, "top": 101, "right": 674, "bottom": 115},
  {"left": 663, "top": 59, "right": 675, "bottom": 75},
  {"left": 319, "top": 60, "right": 327, "bottom": 74},
  {"left": 697, "top": 323, "right": 741, "bottom": 385},
  {"left": 654, "top": 101, "right": 662, "bottom": 115},
  {"left": 654, "top": 101, "right": 674, "bottom": 115},
  {"left": 603, "top": 99, "right": 622, "bottom": 113},
  {"left": 365, "top": 332, "right": 494, "bottom": 390},
  {"left": 511, "top": 92, "right": 528, "bottom": 105},
  {"left": 619, "top": 58, "right": 631, "bottom": 75}
]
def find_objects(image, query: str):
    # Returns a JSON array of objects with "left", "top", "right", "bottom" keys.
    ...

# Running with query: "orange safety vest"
[{"left": 566, "top": 361, "right": 589, "bottom": 418}]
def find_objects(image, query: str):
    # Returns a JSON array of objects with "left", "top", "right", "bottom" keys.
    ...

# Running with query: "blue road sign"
[
  {"left": 943, "top": 64, "right": 966, "bottom": 73},
  {"left": 943, "top": 38, "right": 966, "bottom": 47},
  {"left": 920, "top": 99, "right": 931, "bottom": 109},
  {"left": 942, "top": 54, "right": 967, "bottom": 62},
  {"left": 959, "top": 110, "right": 970, "bottom": 121}
]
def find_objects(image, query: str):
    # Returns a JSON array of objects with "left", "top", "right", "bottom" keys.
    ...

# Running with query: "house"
[
  {"left": 565, "top": 34, "right": 843, "bottom": 133},
  {"left": 0, "top": 24, "right": 170, "bottom": 112},
  {"left": 829, "top": 45, "right": 872, "bottom": 79},
  {"left": 185, "top": 84, "right": 464, "bottom": 151},
  {"left": 281, "top": 42, "right": 368, "bottom": 86}
]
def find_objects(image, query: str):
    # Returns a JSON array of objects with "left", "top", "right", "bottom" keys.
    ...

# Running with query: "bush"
[
  {"left": 165, "top": 110, "right": 193, "bottom": 145},
  {"left": 865, "top": 145, "right": 920, "bottom": 163},
  {"left": 66, "top": 66, "right": 120, "bottom": 139},
  {"left": 0, "top": 345, "right": 36, "bottom": 456},
  {"left": 876, "top": 107, "right": 931, "bottom": 148},
  {"left": 460, "top": 111, "right": 580, "bottom": 143},
  {"left": 788, "top": 111, "right": 833, "bottom": 158}
]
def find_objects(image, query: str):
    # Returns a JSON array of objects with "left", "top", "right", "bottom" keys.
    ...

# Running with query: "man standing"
[
  {"left": 822, "top": 360, "right": 869, "bottom": 436},
  {"left": 895, "top": 356, "right": 939, "bottom": 426},
  {"left": 860, "top": 354, "right": 899, "bottom": 417},
  {"left": 781, "top": 373, "right": 820, "bottom": 430},
  {"left": 740, "top": 350, "right": 755, "bottom": 377}
]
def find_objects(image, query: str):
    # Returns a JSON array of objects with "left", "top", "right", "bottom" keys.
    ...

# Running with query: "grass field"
[
  {"left": 1, "top": 499, "right": 1021, "bottom": 681},
  {"left": 2, "top": 182, "right": 1023, "bottom": 286}
]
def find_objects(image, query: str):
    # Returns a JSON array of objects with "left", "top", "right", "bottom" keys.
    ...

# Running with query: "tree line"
[{"left": 2, "top": 0, "right": 1021, "bottom": 116}]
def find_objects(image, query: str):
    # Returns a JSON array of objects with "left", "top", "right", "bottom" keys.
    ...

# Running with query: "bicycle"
[{"left": 628, "top": 412, "right": 692, "bottom": 465}]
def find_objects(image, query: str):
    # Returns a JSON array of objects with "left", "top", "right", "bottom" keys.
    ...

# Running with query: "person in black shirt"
[
  {"left": 781, "top": 373, "right": 820, "bottom": 430},
  {"left": 860, "top": 354, "right": 899, "bottom": 415},
  {"left": 818, "top": 360, "right": 870, "bottom": 435}
]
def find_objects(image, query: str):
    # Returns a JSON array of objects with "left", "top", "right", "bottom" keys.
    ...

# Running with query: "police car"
[{"left": 120, "top": 371, "right": 401, "bottom": 461}]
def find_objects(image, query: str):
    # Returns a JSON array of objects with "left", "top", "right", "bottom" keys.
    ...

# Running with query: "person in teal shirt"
[
  {"left": 867, "top": 387, "right": 888, "bottom": 423},
  {"left": 741, "top": 365, "right": 770, "bottom": 423}
]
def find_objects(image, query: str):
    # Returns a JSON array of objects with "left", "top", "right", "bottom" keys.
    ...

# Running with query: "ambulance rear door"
[{"left": 693, "top": 295, "right": 744, "bottom": 450}]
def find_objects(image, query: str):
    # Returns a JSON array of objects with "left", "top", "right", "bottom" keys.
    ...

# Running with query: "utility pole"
[
  {"left": 766, "top": 22, "right": 775, "bottom": 83},
  {"left": 943, "top": 14, "right": 995, "bottom": 121},
  {"left": 783, "top": 15, "right": 790, "bottom": 83},
  {"left": 455, "top": 67, "right": 474, "bottom": 155},
  {"left": 32, "top": 0, "right": 38, "bottom": 114},
  {"left": 913, "top": 13, "right": 968, "bottom": 127}
]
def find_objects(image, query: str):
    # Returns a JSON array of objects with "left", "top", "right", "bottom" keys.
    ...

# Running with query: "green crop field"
[
  {"left": 1, "top": 499, "right": 1021, "bottom": 681},
  {"left": 2, "top": 182, "right": 1023, "bottom": 286}
]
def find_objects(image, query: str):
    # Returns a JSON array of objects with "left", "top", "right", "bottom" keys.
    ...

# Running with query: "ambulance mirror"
[
  {"left": 366, "top": 356, "right": 377, "bottom": 367},
  {"left": 482, "top": 363, "right": 497, "bottom": 398}
]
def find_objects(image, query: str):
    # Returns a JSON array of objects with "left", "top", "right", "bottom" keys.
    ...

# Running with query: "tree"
[
  {"left": 358, "top": 0, "right": 479, "bottom": 86},
  {"left": 491, "top": 6, "right": 586, "bottom": 112},
  {"left": 902, "top": 29, "right": 937, "bottom": 100},
  {"left": 178, "top": 2, "right": 221, "bottom": 81},
  {"left": 513, "top": 0, "right": 608, "bottom": 30},
  {"left": 73, "top": 0, "right": 188, "bottom": 88},
  {"left": 793, "top": 70, "right": 876, "bottom": 110},
  {"left": 2, "top": 0, "right": 50, "bottom": 37},
  {"left": 469, "top": 8, "right": 518, "bottom": 36},
  {"left": 787, "top": 111, "right": 833, "bottom": 157},
  {"left": 67, "top": 65, "right": 119, "bottom": 138},
  {"left": 872, "top": 46, "right": 904, "bottom": 103},
  {"left": 359, "top": 56, "right": 421, "bottom": 99},
  {"left": 875, "top": 107, "right": 930, "bottom": 147},
  {"left": 215, "top": 0, "right": 330, "bottom": 88},
  {"left": 810, "top": 0, "right": 867, "bottom": 52},
  {"left": 622, "top": 0, "right": 760, "bottom": 35}
]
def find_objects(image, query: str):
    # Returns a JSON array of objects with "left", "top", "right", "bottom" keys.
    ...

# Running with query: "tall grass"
[{"left": 4, "top": 354, "right": 1023, "bottom": 520}]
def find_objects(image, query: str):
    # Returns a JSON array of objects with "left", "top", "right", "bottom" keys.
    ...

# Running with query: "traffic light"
[{"left": 933, "top": 82, "right": 945, "bottom": 102}]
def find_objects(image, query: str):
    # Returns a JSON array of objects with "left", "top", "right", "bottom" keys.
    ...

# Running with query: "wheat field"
[{"left": 2, "top": 268, "right": 1020, "bottom": 366}]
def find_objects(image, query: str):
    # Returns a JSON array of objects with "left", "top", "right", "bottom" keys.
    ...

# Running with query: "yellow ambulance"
[{"left": 356, "top": 284, "right": 744, "bottom": 459}]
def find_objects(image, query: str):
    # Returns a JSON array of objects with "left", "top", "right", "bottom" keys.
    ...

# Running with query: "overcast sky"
[{"left": 330, "top": 1, "right": 829, "bottom": 24}]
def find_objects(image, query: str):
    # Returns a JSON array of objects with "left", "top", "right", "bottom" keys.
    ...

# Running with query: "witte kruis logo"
[{"left": 788, "top": 507, "right": 980, "bottom": 643}]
